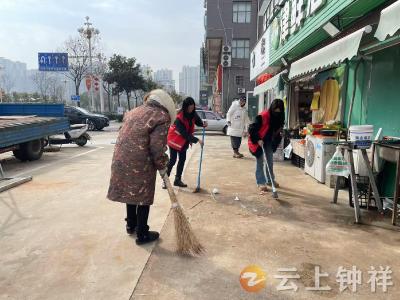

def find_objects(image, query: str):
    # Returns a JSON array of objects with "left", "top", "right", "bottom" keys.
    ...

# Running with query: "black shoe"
[
  {"left": 136, "top": 231, "right": 160, "bottom": 245},
  {"left": 162, "top": 180, "right": 167, "bottom": 189},
  {"left": 174, "top": 178, "right": 188, "bottom": 188}
]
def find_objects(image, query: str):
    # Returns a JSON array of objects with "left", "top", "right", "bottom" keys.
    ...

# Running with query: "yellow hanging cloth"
[{"left": 310, "top": 91, "right": 320, "bottom": 111}]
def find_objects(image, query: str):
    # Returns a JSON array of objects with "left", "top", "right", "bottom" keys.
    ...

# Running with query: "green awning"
[{"left": 289, "top": 28, "right": 365, "bottom": 79}]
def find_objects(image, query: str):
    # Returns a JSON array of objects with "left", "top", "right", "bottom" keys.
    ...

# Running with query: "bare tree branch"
[{"left": 0, "top": 73, "right": 15, "bottom": 94}]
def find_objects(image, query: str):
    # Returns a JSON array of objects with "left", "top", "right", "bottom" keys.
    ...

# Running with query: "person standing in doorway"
[
  {"left": 227, "top": 96, "right": 250, "bottom": 158},
  {"left": 165, "top": 97, "right": 207, "bottom": 188},
  {"left": 107, "top": 89, "right": 176, "bottom": 245},
  {"left": 248, "top": 99, "right": 285, "bottom": 193}
]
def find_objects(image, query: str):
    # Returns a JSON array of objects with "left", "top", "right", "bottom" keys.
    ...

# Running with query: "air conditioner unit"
[
  {"left": 222, "top": 45, "right": 231, "bottom": 53},
  {"left": 238, "top": 88, "right": 246, "bottom": 94},
  {"left": 221, "top": 45, "right": 231, "bottom": 68}
]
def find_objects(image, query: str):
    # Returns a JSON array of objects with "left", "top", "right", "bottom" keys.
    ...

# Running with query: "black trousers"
[
  {"left": 126, "top": 204, "right": 150, "bottom": 236},
  {"left": 230, "top": 136, "right": 242, "bottom": 151},
  {"left": 167, "top": 147, "right": 187, "bottom": 178}
]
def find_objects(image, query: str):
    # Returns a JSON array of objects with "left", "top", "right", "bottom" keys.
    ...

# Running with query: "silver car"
[{"left": 196, "top": 110, "right": 228, "bottom": 135}]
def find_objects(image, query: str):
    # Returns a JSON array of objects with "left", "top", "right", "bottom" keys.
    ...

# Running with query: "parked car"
[
  {"left": 64, "top": 106, "right": 109, "bottom": 131},
  {"left": 196, "top": 109, "right": 228, "bottom": 135}
]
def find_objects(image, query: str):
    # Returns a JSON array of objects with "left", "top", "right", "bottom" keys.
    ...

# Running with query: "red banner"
[
  {"left": 216, "top": 64, "right": 222, "bottom": 93},
  {"left": 85, "top": 76, "right": 92, "bottom": 91}
]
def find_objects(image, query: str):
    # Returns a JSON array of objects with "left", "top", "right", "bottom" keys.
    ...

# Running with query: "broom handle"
[
  {"left": 196, "top": 127, "right": 206, "bottom": 188},
  {"left": 161, "top": 173, "right": 179, "bottom": 205},
  {"left": 262, "top": 146, "right": 276, "bottom": 192}
]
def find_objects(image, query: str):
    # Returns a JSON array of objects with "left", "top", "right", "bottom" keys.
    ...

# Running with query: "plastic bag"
[
  {"left": 326, "top": 147, "right": 350, "bottom": 177},
  {"left": 283, "top": 144, "right": 293, "bottom": 159}
]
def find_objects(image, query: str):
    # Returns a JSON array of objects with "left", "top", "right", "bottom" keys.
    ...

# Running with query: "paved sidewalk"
[
  {"left": 132, "top": 134, "right": 400, "bottom": 300},
  {"left": 0, "top": 124, "right": 193, "bottom": 300}
]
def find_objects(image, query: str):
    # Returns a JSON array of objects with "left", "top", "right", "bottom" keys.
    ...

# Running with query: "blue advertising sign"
[
  {"left": 38, "top": 53, "right": 69, "bottom": 71},
  {"left": 71, "top": 95, "right": 80, "bottom": 101}
]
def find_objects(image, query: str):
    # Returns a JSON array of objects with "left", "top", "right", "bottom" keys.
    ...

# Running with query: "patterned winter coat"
[{"left": 107, "top": 101, "right": 170, "bottom": 205}]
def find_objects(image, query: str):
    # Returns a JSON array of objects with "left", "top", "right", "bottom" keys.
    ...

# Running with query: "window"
[
  {"left": 232, "top": 39, "right": 250, "bottom": 59},
  {"left": 235, "top": 75, "right": 244, "bottom": 86},
  {"left": 233, "top": 2, "right": 251, "bottom": 23},
  {"left": 205, "top": 112, "right": 218, "bottom": 120}
]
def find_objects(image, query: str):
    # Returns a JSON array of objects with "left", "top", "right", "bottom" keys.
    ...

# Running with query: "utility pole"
[
  {"left": 63, "top": 80, "right": 68, "bottom": 104},
  {"left": 0, "top": 66, "right": 3, "bottom": 103},
  {"left": 78, "top": 16, "right": 99, "bottom": 112}
]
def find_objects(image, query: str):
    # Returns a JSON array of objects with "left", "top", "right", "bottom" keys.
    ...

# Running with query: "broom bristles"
[
  {"left": 173, "top": 205, "right": 205, "bottom": 256},
  {"left": 162, "top": 174, "right": 205, "bottom": 256}
]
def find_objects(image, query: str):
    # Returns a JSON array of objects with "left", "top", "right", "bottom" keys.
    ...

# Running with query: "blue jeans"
[{"left": 255, "top": 144, "right": 275, "bottom": 186}]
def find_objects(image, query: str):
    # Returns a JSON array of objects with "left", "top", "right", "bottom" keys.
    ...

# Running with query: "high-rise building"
[
  {"left": 154, "top": 69, "right": 175, "bottom": 93},
  {"left": 203, "top": 0, "right": 258, "bottom": 113},
  {"left": 0, "top": 57, "right": 29, "bottom": 92},
  {"left": 141, "top": 64, "right": 153, "bottom": 80},
  {"left": 179, "top": 66, "right": 200, "bottom": 102}
]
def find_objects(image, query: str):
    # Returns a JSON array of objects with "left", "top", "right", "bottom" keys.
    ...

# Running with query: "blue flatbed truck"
[{"left": 0, "top": 103, "right": 70, "bottom": 161}]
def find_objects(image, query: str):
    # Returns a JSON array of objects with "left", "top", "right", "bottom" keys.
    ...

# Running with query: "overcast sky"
[{"left": 0, "top": 0, "right": 204, "bottom": 85}]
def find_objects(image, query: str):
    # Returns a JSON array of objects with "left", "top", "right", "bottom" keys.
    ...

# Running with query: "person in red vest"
[
  {"left": 248, "top": 99, "right": 285, "bottom": 194},
  {"left": 165, "top": 97, "right": 207, "bottom": 188}
]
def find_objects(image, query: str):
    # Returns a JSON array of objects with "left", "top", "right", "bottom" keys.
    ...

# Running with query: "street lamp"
[
  {"left": 63, "top": 79, "right": 68, "bottom": 104},
  {"left": 0, "top": 66, "right": 3, "bottom": 103},
  {"left": 78, "top": 16, "right": 99, "bottom": 111}
]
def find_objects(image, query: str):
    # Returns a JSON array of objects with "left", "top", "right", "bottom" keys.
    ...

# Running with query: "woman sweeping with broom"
[
  {"left": 248, "top": 99, "right": 285, "bottom": 195},
  {"left": 107, "top": 89, "right": 176, "bottom": 245},
  {"left": 107, "top": 90, "right": 204, "bottom": 255},
  {"left": 163, "top": 97, "right": 207, "bottom": 189}
]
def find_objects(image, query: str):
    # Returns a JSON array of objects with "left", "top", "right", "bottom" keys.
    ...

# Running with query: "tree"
[
  {"left": 63, "top": 35, "right": 99, "bottom": 106},
  {"left": 32, "top": 72, "right": 52, "bottom": 101},
  {"left": 143, "top": 78, "right": 161, "bottom": 92},
  {"left": 79, "top": 92, "right": 91, "bottom": 109},
  {"left": 170, "top": 90, "right": 184, "bottom": 106},
  {"left": 102, "top": 79, "right": 112, "bottom": 111},
  {"left": 48, "top": 76, "right": 65, "bottom": 102},
  {"left": 106, "top": 54, "right": 144, "bottom": 110},
  {"left": 103, "top": 71, "right": 123, "bottom": 109},
  {"left": 0, "top": 73, "right": 15, "bottom": 94}
]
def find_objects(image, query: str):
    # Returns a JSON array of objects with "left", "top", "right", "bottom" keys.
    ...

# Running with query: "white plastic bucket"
[{"left": 349, "top": 125, "right": 374, "bottom": 149}]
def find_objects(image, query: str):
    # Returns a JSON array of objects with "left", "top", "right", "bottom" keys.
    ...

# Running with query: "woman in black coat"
[{"left": 248, "top": 99, "right": 285, "bottom": 193}]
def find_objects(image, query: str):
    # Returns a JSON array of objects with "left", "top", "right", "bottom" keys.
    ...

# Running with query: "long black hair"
[
  {"left": 269, "top": 99, "right": 285, "bottom": 131},
  {"left": 180, "top": 97, "right": 196, "bottom": 119}
]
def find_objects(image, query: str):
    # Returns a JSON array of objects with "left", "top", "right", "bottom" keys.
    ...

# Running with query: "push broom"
[
  {"left": 160, "top": 172, "right": 205, "bottom": 256},
  {"left": 193, "top": 127, "right": 206, "bottom": 193},
  {"left": 263, "top": 147, "right": 279, "bottom": 199}
]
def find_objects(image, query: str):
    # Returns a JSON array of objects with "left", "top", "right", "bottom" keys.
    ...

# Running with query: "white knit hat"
[{"left": 147, "top": 89, "right": 176, "bottom": 125}]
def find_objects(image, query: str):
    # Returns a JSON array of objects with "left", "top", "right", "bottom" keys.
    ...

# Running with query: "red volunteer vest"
[
  {"left": 248, "top": 110, "right": 270, "bottom": 154},
  {"left": 167, "top": 112, "right": 195, "bottom": 151}
]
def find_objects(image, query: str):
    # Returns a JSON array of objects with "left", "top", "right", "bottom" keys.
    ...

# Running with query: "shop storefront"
[{"left": 251, "top": 0, "right": 400, "bottom": 222}]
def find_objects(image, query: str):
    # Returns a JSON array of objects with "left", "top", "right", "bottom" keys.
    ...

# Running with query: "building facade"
[
  {"left": 204, "top": 0, "right": 258, "bottom": 113},
  {"left": 153, "top": 69, "right": 175, "bottom": 93},
  {"left": 179, "top": 65, "right": 200, "bottom": 102},
  {"left": 200, "top": 46, "right": 211, "bottom": 108},
  {"left": 251, "top": 0, "right": 400, "bottom": 204}
]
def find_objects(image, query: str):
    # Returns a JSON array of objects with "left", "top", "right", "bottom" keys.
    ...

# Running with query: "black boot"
[
  {"left": 135, "top": 205, "right": 158, "bottom": 245},
  {"left": 136, "top": 231, "right": 160, "bottom": 245},
  {"left": 125, "top": 218, "right": 136, "bottom": 235},
  {"left": 174, "top": 177, "right": 187, "bottom": 188}
]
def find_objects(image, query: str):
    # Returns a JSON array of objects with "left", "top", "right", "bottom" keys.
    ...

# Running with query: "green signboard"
[{"left": 263, "top": 0, "right": 389, "bottom": 67}]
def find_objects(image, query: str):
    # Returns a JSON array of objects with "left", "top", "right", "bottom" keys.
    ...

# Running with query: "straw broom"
[{"left": 160, "top": 172, "right": 205, "bottom": 256}]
